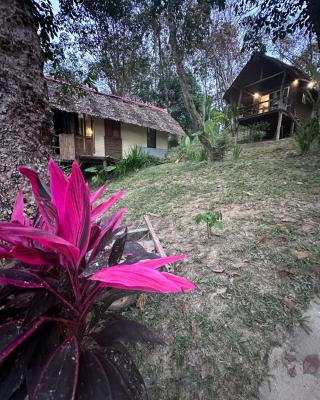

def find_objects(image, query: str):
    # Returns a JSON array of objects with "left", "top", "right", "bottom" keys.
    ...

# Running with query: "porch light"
[
  {"left": 86, "top": 126, "right": 93, "bottom": 137},
  {"left": 307, "top": 81, "right": 316, "bottom": 89},
  {"left": 292, "top": 79, "right": 299, "bottom": 87},
  {"left": 253, "top": 92, "right": 260, "bottom": 99}
]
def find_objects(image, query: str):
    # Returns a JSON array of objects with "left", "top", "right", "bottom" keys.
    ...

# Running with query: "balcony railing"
[{"left": 237, "top": 97, "right": 288, "bottom": 119}]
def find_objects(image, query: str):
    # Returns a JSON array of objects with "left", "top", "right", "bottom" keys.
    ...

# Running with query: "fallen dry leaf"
[
  {"left": 136, "top": 294, "right": 147, "bottom": 310},
  {"left": 244, "top": 191, "right": 254, "bottom": 196},
  {"left": 283, "top": 296, "right": 295, "bottom": 311},
  {"left": 259, "top": 236, "right": 268, "bottom": 244},
  {"left": 278, "top": 270, "right": 295, "bottom": 279},
  {"left": 212, "top": 268, "right": 225, "bottom": 274},
  {"left": 295, "top": 251, "right": 309, "bottom": 260},
  {"left": 179, "top": 301, "right": 188, "bottom": 313},
  {"left": 303, "top": 355, "right": 320, "bottom": 375}
]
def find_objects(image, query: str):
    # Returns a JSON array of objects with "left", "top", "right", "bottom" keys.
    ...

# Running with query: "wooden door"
[
  {"left": 83, "top": 115, "right": 94, "bottom": 155},
  {"left": 104, "top": 119, "right": 122, "bottom": 159}
]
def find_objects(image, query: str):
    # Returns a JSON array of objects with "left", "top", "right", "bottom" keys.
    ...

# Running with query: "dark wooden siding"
[
  {"left": 104, "top": 119, "right": 122, "bottom": 159},
  {"left": 288, "top": 87, "right": 313, "bottom": 122}
]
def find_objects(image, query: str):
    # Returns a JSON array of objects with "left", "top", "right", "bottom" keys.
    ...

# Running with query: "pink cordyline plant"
[{"left": 0, "top": 160, "right": 195, "bottom": 400}]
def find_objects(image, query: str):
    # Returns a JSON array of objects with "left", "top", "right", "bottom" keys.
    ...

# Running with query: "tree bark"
[
  {"left": 0, "top": 0, "right": 52, "bottom": 219},
  {"left": 166, "top": 2, "right": 218, "bottom": 161}
]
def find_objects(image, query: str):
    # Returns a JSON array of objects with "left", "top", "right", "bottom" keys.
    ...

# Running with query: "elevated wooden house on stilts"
[{"left": 224, "top": 54, "right": 317, "bottom": 140}]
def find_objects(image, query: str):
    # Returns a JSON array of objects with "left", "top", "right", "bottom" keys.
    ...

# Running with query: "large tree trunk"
[
  {"left": 0, "top": 0, "right": 52, "bottom": 219},
  {"left": 166, "top": 2, "right": 218, "bottom": 161}
]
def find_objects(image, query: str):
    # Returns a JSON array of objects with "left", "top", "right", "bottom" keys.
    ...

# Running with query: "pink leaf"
[
  {"left": 0, "top": 223, "right": 79, "bottom": 267},
  {"left": 91, "top": 191, "right": 124, "bottom": 221},
  {"left": 59, "top": 161, "right": 90, "bottom": 264},
  {"left": 90, "top": 255, "right": 195, "bottom": 293},
  {"left": 48, "top": 159, "right": 68, "bottom": 219},
  {"left": 10, "top": 245, "right": 58, "bottom": 266},
  {"left": 90, "top": 184, "right": 107, "bottom": 204},
  {"left": 19, "top": 167, "right": 58, "bottom": 232},
  {"left": 11, "top": 190, "right": 29, "bottom": 225}
]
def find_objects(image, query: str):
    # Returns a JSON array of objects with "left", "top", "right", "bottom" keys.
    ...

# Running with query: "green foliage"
[
  {"left": 85, "top": 147, "right": 160, "bottom": 183},
  {"left": 150, "top": 72, "right": 205, "bottom": 133},
  {"left": 232, "top": 145, "right": 243, "bottom": 160},
  {"left": 195, "top": 210, "right": 224, "bottom": 238},
  {"left": 238, "top": 122, "right": 269, "bottom": 143},
  {"left": 177, "top": 136, "right": 208, "bottom": 162},
  {"left": 114, "top": 146, "right": 160, "bottom": 178},
  {"left": 203, "top": 111, "right": 230, "bottom": 160},
  {"left": 294, "top": 119, "right": 319, "bottom": 154},
  {"left": 85, "top": 165, "right": 116, "bottom": 185}
]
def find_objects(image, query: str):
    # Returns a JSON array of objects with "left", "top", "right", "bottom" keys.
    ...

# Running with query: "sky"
[{"left": 51, "top": 0, "right": 60, "bottom": 14}]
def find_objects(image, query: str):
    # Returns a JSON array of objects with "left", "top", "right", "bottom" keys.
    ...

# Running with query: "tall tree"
[
  {"left": 0, "top": 0, "right": 54, "bottom": 217},
  {"left": 237, "top": 0, "right": 320, "bottom": 52},
  {"left": 57, "top": 0, "right": 150, "bottom": 96},
  {"left": 164, "top": 0, "right": 226, "bottom": 159}
]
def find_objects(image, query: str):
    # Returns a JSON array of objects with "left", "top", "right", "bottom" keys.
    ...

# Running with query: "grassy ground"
[{"left": 108, "top": 139, "right": 320, "bottom": 399}]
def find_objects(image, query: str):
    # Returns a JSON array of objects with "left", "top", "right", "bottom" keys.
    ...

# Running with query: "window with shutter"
[{"left": 147, "top": 128, "right": 156, "bottom": 148}]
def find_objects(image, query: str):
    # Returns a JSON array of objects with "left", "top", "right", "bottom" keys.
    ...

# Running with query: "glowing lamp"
[
  {"left": 307, "top": 81, "right": 316, "bottom": 89},
  {"left": 253, "top": 92, "right": 260, "bottom": 100},
  {"left": 86, "top": 126, "right": 93, "bottom": 137},
  {"left": 292, "top": 79, "right": 299, "bottom": 87}
]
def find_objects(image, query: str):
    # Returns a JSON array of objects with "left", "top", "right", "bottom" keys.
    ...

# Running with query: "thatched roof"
[
  {"left": 224, "top": 54, "right": 311, "bottom": 102},
  {"left": 46, "top": 77, "right": 184, "bottom": 136}
]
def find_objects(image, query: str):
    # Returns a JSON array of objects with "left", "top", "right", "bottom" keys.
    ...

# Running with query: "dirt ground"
[
  {"left": 108, "top": 139, "right": 320, "bottom": 399},
  {"left": 259, "top": 300, "right": 320, "bottom": 400}
]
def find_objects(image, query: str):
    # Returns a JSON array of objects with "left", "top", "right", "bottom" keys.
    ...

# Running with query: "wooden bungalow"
[
  {"left": 46, "top": 77, "right": 184, "bottom": 163},
  {"left": 224, "top": 54, "right": 317, "bottom": 140}
]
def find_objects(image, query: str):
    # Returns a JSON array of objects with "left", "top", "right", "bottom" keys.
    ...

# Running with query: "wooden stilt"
[
  {"left": 276, "top": 112, "right": 283, "bottom": 140},
  {"left": 290, "top": 120, "right": 295, "bottom": 136}
]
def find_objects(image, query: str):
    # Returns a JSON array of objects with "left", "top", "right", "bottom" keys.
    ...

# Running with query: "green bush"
[
  {"left": 177, "top": 136, "right": 208, "bottom": 161},
  {"left": 203, "top": 111, "right": 230, "bottom": 160},
  {"left": 114, "top": 146, "right": 160, "bottom": 177},
  {"left": 247, "top": 122, "right": 269, "bottom": 142},
  {"left": 295, "top": 119, "right": 319, "bottom": 153},
  {"left": 85, "top": 146, "right": 160, "bottom": 184},
  {"left": 85, "top": 165, "right": 116, "bottom": 185},
  {"left": 232, "top": 145, "right": 242, "bottom": 160}
]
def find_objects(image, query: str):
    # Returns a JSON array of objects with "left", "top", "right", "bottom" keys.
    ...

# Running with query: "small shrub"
[
  {"left": 232, "top": 145, "right": 243, "bottom": 160},
  {"left": 115, "top": 146, "right": 160, "bottom": 177},
  {"left": 0, "top": 160, "right": 195, "bottom": 399},
  {"left": 178, "top": 136, "right": 208, "bottom": 161},
  {"left": 195, "top": 210, "right": 224, "bottom": 238},
  {"left": 85, "top": 164, "right": 116, "bottom": 185},
  {"left": 247, "top": 122, "right": 269, "bottom": 142},
  {"left": 295, "top": 119, "right": 319, "bottom": 153},
  {"left": 204, "top": 112, "right": 230, "bottom": 160}
]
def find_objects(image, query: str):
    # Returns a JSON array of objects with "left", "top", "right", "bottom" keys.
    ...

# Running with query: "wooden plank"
[
  {"left": 59, "top": 134, "right": 76, "bottom": 161},
  {"left": 276, "top": 112, "right": 283, "bottom": 140},
  {"left": 144, "top": 214, "right": 173, "bottom": 272},
  {"left": 243, "top": 71, "right": 284, "bottom": 89}
]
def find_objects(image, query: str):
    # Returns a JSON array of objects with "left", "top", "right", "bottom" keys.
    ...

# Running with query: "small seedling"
[{"left": 195, "top": 210, "right": 224, "bottom": 238}]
